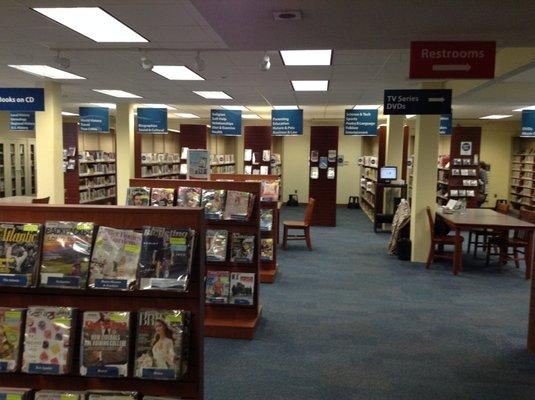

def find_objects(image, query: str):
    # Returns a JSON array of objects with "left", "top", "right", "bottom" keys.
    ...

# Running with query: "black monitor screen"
[{"left": 380, "top": 166, "right": 397, "bottom": 180}]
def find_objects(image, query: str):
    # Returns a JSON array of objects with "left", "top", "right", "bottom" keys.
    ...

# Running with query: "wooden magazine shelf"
[
  {"left": 130, "top": 178, "right": 262, "bottom": 340},
  {"left": 0, "top": 204, "right": 205, "bottom": 400}
]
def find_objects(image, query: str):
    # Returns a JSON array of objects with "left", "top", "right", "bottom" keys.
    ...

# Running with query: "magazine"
[
  {"left": 0, "top": 308, "right": 24, "bottom": 372},
  {"left": 88, "top": 227, "right": 142, "bottom": 290},
  {"left": 260, "top": 209, "right": 273, "bottom": 231},
  {"left": 0, "top": 389, "right": 31, "bottom": 400},
  {"left": 0, "top": 223, "right": 42, "bottom": 287},
  {"left": 205, "top": 271, "right": 230, "bottom": 304},
  {"left": 230, "top": 272, "right": 255, "bottom": 305},
  {"left": 187, "top": 149, "right": 210, "bottom": 180},
  {"left": 21, "top": 306, "right": 75, "bottom": 375},
  {"left": 319, "top": 157, "right": 328, "bottom": 169},
  {"left": 134, "top": 310, "right": 189, "bottom": 380},
  {"left": 40, "top": 221, "right": 95, "bottom": 289},
  {"left": 205, "top": 230, "right": 228, "bottom": 262},
  {"left": 35, "top": 391, "right": 83, "bottom": 400},
  {"left": 310, "top": 150, "right": 319, "bottom": 162},
  {"left": 260, "top": 180, "right": 279, "bottom": 202},
  {"left": 80, "top": 311, "right": 130, "bottom": 377},
  {"left": 126, "top": 187, "right": 150, "bottom": 206},
  {"left": 261, "top": 238, "right": 274, "bottom": 261},
  {"left": 201, "top": 189, "right": 227, "bottom": 220},
  {"left": 138, "top": 227, "right": 195, "bottom": 291},
  {"left": 230, "top": 233, "right": 255, "bottom": 263},
  {"left": 176, "top": 187, "right": 201, "bottom": 208},
  {"left": 151, "top": 188, "right": 175, "bottom": 207},
  {"left": 87, "top": 392, "right": 137, "bottom": 400},
  {"left": 223, "top": 191, "right": 253, "bottom": 221}
]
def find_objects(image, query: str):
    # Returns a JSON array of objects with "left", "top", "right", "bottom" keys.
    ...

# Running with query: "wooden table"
[{"left": 436, "top": 208, "right": 535, "bottom": 278}]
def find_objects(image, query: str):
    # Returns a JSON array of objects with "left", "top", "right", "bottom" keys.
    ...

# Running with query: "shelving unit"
[
  {"left": 244, "top": 126, "right": 272, "bottom": 176},
  {"left": 359, "top": 158, "right": 378, "bottom": 223},
  {"left": 130, "top": 178, "right": 263, "bottom": 340},
  {"left": 436, "top": 161, "right": 450, "bottom": 206},
  {"left": 0, "top": 138, "right": 36, "bottom": 198},
  {"left": 210, "top": 154, "right": 236, "bottom": 174},
  {"left": 141, "top": 152, "right": 181, "bottom": 179},
  {"left": 0, "top": 204, "right": 206, "bottom": 400},
  {"left": 510, "top": 144, "right": 535, "bottom": 210}
]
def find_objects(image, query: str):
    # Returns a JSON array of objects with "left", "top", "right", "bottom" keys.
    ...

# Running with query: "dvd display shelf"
[
  {"left": 358, "top": 156, "right": 379, "bottom": 223},
  {"left": 130, "top": 178, "right": 262, "bottom": 340},
  {"left": 0, "top": 138, "right": 36, "bottom": 198},
  {"left": 0, "top": 204, "right": 206, "bottom": 400},
  {"left": 211, "top": 173, "right": 280, "bottom": 284}
]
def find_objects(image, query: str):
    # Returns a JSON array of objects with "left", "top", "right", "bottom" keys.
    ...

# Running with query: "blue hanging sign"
[
  {"left": 383, "top": 89, "right": 452, "bottom": 115},
  {"left": 79, "top": 107, "right": 110, "bottom": 132},
  {"left": 211, "top": 109, "right": 242, "bottom": 136},
  {"left": 521, "top": 110, "right": 535, "bottom": 137},
  {"left": 0, "top": 88, "right": 44, "bottom": 111},
  {"left": 137, "top": 107, "right": 168, "bottom": 133},
  {"left": 344, "top": 109, "right": 378, "bottom": 135},
  {"left": 439, "top": 114, "right": 452, "bottom": 135},
  {"left": 271, "top": 109, "right": 303, "bottom": 136},
  {"left": 10, "top": 112, "right": 35, "bottom": 131}
]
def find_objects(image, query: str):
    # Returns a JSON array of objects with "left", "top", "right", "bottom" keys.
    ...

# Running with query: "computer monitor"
[{"left": 379, "top": 166, "right": 397, "bottom": 182}]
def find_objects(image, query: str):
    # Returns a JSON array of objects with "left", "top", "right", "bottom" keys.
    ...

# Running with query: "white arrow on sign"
[
  {"left": 432, "top": 64, "right": 471, "bottom": 72},
  {"left": 428, "top": 97, "right": 446, "bottom": 103}
]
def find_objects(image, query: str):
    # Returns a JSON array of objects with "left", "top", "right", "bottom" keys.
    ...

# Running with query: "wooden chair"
[
  {"left": 467, "top": 200, "right": 508, "bottom": 257},
  {"left": 31, "top": 197, "right": 50, "bottom": 204},
  {"left": 282, "top": 198, "right": 315, "bottom": 250},
  {"left": 426, "top": 206, "right": 462, "bottom": 268}
]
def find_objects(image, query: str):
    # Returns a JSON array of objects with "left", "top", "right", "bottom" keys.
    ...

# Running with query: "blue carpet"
[{"left": 205, "top": 207, "right": 535, "bottom": 399}]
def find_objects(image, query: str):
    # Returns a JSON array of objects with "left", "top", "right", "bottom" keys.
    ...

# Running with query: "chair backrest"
[
  {"left": 304, "top": 198, "right": 316, "bottom": 226},
  {"left": 495, "top": 202, "right": 509, "bottom": 215},
  {"left": 425, "top": 206, "right": 435, "bottom": 240},
  {"left": 515, "top": 208, "right": 535, "bottom": 240},
  {"left": 31, "top": 197, "right": 50, "bottom": 204}
]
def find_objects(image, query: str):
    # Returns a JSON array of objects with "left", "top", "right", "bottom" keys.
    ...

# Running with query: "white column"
[
  {"left": 385, "top": 115, "right": 405, "bottom": 171},
  {"left": 116, "top": 103, "right": 135, "bottom": 205},
  {"left": 35, "top": 82, "right": 64, "bottom": 204}
]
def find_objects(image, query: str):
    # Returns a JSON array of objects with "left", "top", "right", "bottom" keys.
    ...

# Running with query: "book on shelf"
[
  {"left": 134, "top": 310, "right": 190, "bottom": 380},
  {"left": 201, "top": 189, "right": 227, "bottom": 220},
  {"left": 224, "top": 190, "right": 254, "bottom": 221},
  {"left": 0, "top": 388, "right": 31, "bottom": 400},
  {"left": 21, "top": 306, "right": 75, "bottom": 375},
  {"left": 126, "top": 187, "right": 150, "bottom": 206},
  {"left": 35, "top": 391, "right": 84, "bottom": 400},
  {"left": 88, "top": 226, "right": 142, "bottom": 290},
  {"left": 176, "top": 187, "right": 201, "bottom": 208},
  {"left": 230, "top": 233, "right": 255, "bottom": 263},
  {"left": 137, "top": 227, "right": 195, "bottom": 291},
  {"left": 260, "top": 238, "right": 274, "bottom": 261},
  {"left": 206, "top": 229, "right": 228, "bottom": 262},
  {"left": 80, "top": 311, "right": 130, "bottom": 377},
  {"left": 230, "top": 272, "right": 254, "bottom": 305},
  {"left": 205, "top": 270, "right": 230, "bottom": 304},
  {"left": 260, "top": 209, "right": 273, "bottom": 231},
  {"left": 0, "top": 308, "right": 24, "bottom": 372},
  {"left": 87, "top": 392, "right": 137, "bottom": 400},
  {"left": 0, "top": 222, "right": 42, "bottom": 287},
  {"left": 150, "top": 188, "right": 175, "bottom": 207},
  {"left": 40, "top": 221, "right": 96, "bottom": 289}
]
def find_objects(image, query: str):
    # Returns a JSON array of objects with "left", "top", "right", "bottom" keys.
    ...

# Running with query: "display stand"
[
  {"left": 0, "top": 204, "right": 205, "bottom": 399},
  {"left": 130, "top": 178, "right": 262, "bottom": 340},
  {"left": 211, "top": 173, "right": 279, "bottom": 283},
  {"left": 244, "top": 126, "right": 272, "bottom": 175}
]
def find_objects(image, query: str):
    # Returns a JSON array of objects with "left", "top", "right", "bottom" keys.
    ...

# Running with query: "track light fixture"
[
  {"left": 54, "top": 50, "right": 70, "bottom": 69},
  {"left": 194, "top": 51, "right": 205, "bottom": 72},
  {"left": 140, "top": 52, "right": 154, "bottom": 71},
  {"left": 261, "top": 52, "right": 271, "bottom": 71}
]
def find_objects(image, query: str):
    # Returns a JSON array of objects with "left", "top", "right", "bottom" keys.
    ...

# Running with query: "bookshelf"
[
  {"left": 510, "top": 137, "right": 535, "bottom": 210},
  {"left": 210, "top": 154, "right": 236, "bottom": 174},
  {"left": 244, "top": 126, "right": 272, "bottom": 176},
  {"left": 130, "top": 178, "right": 262, "bottom": 340},
  {"left": 0, "top": 204, "right": 205, "bottom": 399},
  {"left": 140, "top": 152, "right": 181, "bottom": 179},
  {"left": 134, "top": 129, "right": 182, "bottom": 179}
]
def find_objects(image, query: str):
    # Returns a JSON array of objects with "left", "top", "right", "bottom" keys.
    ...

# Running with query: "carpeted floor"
[{"left": 205, "top": 206, "right": 535, "bottom": 399}]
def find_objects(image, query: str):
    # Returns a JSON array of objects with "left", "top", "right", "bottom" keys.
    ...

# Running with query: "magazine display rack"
[
  {"left": 211, "top": 173, "right": 279, "bottom": 283},
  {"left": 130, "top": 178, "right": 262, "bottom": 340},
  {"left": 0, "top": 204, "right": 205, "bottom": 399}
]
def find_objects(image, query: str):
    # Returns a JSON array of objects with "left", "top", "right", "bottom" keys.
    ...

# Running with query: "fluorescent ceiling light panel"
[
  {"left": 61, "top": 111, "right": 78, "bottom": 116},
  {"left": 242, "top": 114, "right": 261, "bottom": 119},
  {"left": 291, "top": 80, "right": 328, "bottom": 91},
  {"left": 479, "top": 115, "right": 512, "bottom": 120},
  {"left": 513, "top": 105, "right": 535, "bottom": 112},
  {"left": 406, "top": 115, "right": 416, "bottom": 119},
  {"left": 174, "top": 113, "right": 200, "bottom": 118},
  {"left": 193, "top": 91, "right": 232, "bottom": 99},
  {"left": 280, "top": 50, "right": 332, "bottom": 66},
  {"left": 220, "top": 105, "right": 248, "bottom": 111},
  {"left": 91, "top": 103, "right": 116, "bottom": 109},
  {"left": 140, "top": 104, "right": 176, "bottom": 110},
  {"left": 353, "top": 105, "right": 381, "bottom": 110},
  {"left": 33, "top": 7, "right": 148, "bottom": 43},
  {"left": 93, "top": 89, "right": 141, "bottom": 98},
  {"left": 8, "top": 65, "right": 85, "bottom": 80},
  {"left": 273, "top": 105, "right": 299, "bottom": 110},
  {"left": 152, "top": 66, "right": 204, "bottom": 80}
]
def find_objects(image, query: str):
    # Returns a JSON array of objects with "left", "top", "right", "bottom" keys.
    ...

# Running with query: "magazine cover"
[
  {"left": 80, "top": 311, "right": 130, "bottom": 377},
  {"left": 230, "top": 272, "right": 255, "bottom": 305},
  {"left": 0, "top": 223, "right": 42, "bottom": 287},
  {"left": 260, "top": 210, "right": 273, "bottom": 232},
  {"left": 88, "top": 227, "right": 142, "bottom": 290},
  {"left": 176, "top": 187, "right": 201, "bottom": 208},
  {"left": 138, "top": 227, "right": 195, "bottom": 291},
  {"left": 35, "top": 391, "right": 83, "bottom": 400},
  {"left": 230, "top": 233, "right": 255, "bottom": 263},
  {"left": 319, "top": 157, "right": 328, "bottom": 169},
  {"left": 0, "top": 389, "right": 31, "bottom": 400},
  {"left": 126, "top": 187, "right": 150, "bottom": 206},
  {"left": 205, "top": 230, "right": 228, "bottom": 262},
  {"left": 151, "top": 188, "right": 175, "bottom": 207},
  {"left": 223, "top": 191, "right": 252, "bottom": 221},
  {"left": 260, "top": 180, "right": 279, "bottom": 202},
  {"left": 187, "top": 149, "right": 210, "bottom": 180},
  {"left": 21, "top": 306, "right": 75, "bottom": 375},
  {"left": 261, "top": 238, "right": 274, "bottom": 261},
  {"left": 201, "top": 189, "right": 227, "bottom": 220},
  {"left": 40, "top": 221, "right": 95, "bottom": 289},
  {"left": 205, "top": 271, "right": 230, "bottom": 304},
  {"left": 87, "top": 392, "right": 137, "bottom": 400},
  {"left": 0, "top": 308, "right": 24, "bottom": 372},
  {"left": 134, "top": 310, "right": 189, "bottom": 380}
]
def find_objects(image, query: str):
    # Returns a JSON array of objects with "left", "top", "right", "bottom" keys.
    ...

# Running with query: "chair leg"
[
  {"left": 305, "top": 227, "right": 312, "bottom": 251},
  {"left": 426, "top": 243, "right": 434, "bottom": 269},
  {"left": 514, "top": 248, "right": 520, "bottom": 268},
  {"left": 485, "top": 240, "right": 491, "bottom": 267},
  {"left": 467, "top": 231, "right": 472, "bottom": 254},
  {"left": 283, "top": 226, "right": 288, "bottom": 250}
]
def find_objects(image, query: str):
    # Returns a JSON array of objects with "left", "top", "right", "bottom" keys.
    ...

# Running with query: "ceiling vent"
[{"left": 273, "top": 10, "right": 302, "bottom": 20}]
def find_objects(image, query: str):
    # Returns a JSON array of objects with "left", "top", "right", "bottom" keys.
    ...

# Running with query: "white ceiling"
[{"left": 1, "top": 0, "right": 535, "bottom": 121}]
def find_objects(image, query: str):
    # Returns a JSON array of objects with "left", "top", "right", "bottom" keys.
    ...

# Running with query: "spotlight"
[
  {"left": 54, "top": 51, "right": 70, "bottom": 69},
  {"left": 140, "top": 56, "right": 154, "bottom": 71},
  {"left": 261, "top": 53, "right": 271, "bottom": 71},
  {"left": 194, "top": 51, "right": 205, "bottom": 72}
]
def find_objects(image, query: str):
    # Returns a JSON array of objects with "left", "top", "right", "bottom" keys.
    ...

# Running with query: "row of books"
[
  {"left": 0, "top": 307, "right": 188, "bottom": 379},
  {"left": 205, "top": 271, "right": 254, "bottom": 304},
  {"left": 79, "top": 175, "right": 116, "bottom": 189},
  {"left": 0, "top": 390, "right": 174, "bottom": 400},
  {"left": 141, "top": 153, "right": 180, "bottom": 164},
  {"left": 206, "top": 231, "right": 255, "bottom": 263},
  {"left": 211, "top": 165, "right": 235, "bottom": 174},
  {"left": 79, "top": 151, "right": 116, "bottom": 163},
  {"left": 79, "top": 187, "right": 116, "bottom": 203},
  {"left": 79, "top": 164, "right": 116, "bottom": 176},
  {"left": 141, "top": 164, "right": 180, "bottom": 177},
  {"left": 0, "top": 222, "right": 195, "bottom": 291},
  {"left": 127, "top": 187, "right": 255, "bottom": 221},
  {"left": 209, "top": 154, "right": 235, "bottom": 165}
]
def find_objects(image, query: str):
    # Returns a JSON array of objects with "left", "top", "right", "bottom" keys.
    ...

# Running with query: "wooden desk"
[{"left": 436, "top": 208, "right": 535, "bottom": 278}]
